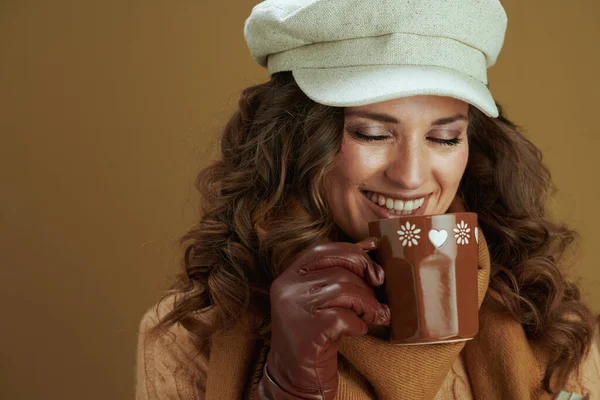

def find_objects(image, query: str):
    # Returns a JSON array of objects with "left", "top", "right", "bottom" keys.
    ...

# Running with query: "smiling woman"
[
  {"left": 135, "top": 0, "right": 600, "bottom": 399},
  {"left": 324, "top": 96, "right": 470, "bottom": 240}
]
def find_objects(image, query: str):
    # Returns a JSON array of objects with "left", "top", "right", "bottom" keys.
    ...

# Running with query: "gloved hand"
[{"left": 253, "top": 238, "right": 391, "bottom": 400}]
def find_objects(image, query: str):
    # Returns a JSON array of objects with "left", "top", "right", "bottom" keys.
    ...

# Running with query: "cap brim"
[{"left": 292, "top": 65, "right": 499, "bottom": 118}]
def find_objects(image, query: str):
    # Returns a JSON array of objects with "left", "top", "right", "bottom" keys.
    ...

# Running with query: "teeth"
[{"left": 365, "top": 191, "right": 425, "bottom": 213}]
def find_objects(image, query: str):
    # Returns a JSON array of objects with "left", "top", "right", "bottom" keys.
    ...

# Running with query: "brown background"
[{"left": 1, "top": 1, "right": 598, "bottom": 399}]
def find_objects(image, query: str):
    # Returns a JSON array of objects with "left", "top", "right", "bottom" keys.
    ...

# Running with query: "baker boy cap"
[{"left": 244, "top": 0, "right": 508, "bottom": 117}]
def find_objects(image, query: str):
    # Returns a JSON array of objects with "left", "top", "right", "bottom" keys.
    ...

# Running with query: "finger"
[
  {"left": 304, "top": 265, "right": 377, "bottom": 295},
  {"left": 297, "top": 243, "right": 383, "bottom": 287},
  {"left": 314, "top": 282, "right": 391, "bottom": 326},
  {"left": 369, "top": 260, "right": 385, "bottom": 287},
  {"left": 319, "top": 308, "right": 369, "bottom": 340},
  {"left": 361, "top": 258, "right": 384, "bottom": 287},
  {"left": 319, "top": 294, "right": 391, "bottom": 326},
  {"left": 355, "top": 238, "right": 383, "bottom": 286},
  {"left": 377, "top": 303, "right": 391, "bottom": 327}
]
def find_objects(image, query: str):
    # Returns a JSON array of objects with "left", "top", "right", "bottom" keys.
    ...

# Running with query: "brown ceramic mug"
[{"left": 368, "top": 212, "right": 479, "bottom": 345}]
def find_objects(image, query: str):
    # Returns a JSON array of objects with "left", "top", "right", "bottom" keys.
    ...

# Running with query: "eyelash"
[{"left": 351, "top": 130, "right": 462, "bottom": 146}]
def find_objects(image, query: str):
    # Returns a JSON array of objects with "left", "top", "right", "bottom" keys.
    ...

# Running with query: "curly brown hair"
[{"left": 146, "top": 71, "right": 597, "bottom": 394}]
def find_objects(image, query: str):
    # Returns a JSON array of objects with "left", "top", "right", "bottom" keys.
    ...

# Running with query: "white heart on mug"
[
  {"left": 475, "top": 227, "right": 479, "bottom": 244},
  {"left": 428, "top": 229, "right": 448, "bottom": 248}
]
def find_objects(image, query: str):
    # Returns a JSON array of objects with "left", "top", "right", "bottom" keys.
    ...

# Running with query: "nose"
[{"left": 384, "top": 139, "right": 428, "bottom": 189}]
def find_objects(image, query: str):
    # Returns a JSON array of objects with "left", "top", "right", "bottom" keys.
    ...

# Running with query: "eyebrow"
[{"left": 344, "top": 110, "right": 468, "bottom": 126}]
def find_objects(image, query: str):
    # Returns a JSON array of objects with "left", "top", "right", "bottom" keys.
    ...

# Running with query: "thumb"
[{"left": 355, "top": 236, "right": 380, "bottom": 251}]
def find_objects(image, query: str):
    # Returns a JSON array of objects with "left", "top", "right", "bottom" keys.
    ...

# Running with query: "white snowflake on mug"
[
  {"left": 397, "top": 221, "right": 421, "bottom": 247},
  {"left": 453, "top": 220, "right": 471, "bottom": 245}
]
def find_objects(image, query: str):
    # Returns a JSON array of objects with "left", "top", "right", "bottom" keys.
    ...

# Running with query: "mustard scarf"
[{"left": 202, "top": 201, "right": 557, "bottom": 400}]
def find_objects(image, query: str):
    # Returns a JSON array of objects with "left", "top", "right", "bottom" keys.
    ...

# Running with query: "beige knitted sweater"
[
  {"left": 135, "top": 294, "right": 600, "bottom": 399},
  {"left": 135, "top": 199, "right": 600, "bottom": 399}
]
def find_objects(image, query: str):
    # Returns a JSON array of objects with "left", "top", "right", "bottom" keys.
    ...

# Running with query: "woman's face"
[{"left": 323, "top": 95, "right": 470, "bottom": 241}]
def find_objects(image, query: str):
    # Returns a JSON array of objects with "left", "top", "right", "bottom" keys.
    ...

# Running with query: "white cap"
[{"left": 244, "top": 0, "right": 508, "bottom": 117}]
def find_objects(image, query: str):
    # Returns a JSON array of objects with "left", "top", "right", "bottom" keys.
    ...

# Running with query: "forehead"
[{"left": 344, "top": 95, "right": 469, "bottom": 123}]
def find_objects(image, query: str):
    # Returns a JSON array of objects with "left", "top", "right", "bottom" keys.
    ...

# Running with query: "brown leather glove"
[{"left": 253, "top": 239, "right": 391, "bottom": 400}]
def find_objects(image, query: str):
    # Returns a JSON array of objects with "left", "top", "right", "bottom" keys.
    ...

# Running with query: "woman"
[{"left": 136, "top": 0, "right": 600, "bottom": 399}]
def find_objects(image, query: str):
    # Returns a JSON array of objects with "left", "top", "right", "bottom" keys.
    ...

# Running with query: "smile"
[{"left": 362, "top": 190, "right": 428, "bottom": 216}]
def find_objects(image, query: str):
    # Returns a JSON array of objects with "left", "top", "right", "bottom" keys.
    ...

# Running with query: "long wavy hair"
[{"left": 146, "top": 72, "right": 597, "bottom": 393}]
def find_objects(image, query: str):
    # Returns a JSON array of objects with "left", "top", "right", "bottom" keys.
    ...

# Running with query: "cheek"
[
  {"left": 433, "top": 145, "right": 469, "bottom": 187},
  {"left": 330, "top": 137, "right": 385, "bottom": 185}
]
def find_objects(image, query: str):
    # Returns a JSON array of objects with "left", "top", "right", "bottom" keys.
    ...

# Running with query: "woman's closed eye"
[
  {"left": 428, "top": 137, "right": 462, "bottom": 146},
  {"left": 348, "top": 128, "right": 463, "bottom": 147},
  {"left": 350, "top": 130, "right": 389, "bottom": 142}
]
